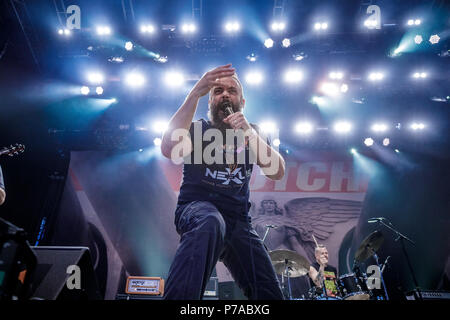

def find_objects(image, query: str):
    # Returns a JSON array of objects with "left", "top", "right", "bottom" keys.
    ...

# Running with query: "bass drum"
[{"left": 338, "top": 273, "right": 370, "bottom": 300}]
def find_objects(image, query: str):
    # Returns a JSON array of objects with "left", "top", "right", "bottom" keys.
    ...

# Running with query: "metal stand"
[
  {"left": 282, "top": 260, "right": 293, "bottom": 300},
  {"left": 376, "top": 219, "right": 422, "bottom": 300},
  {"left": 368, "top": 246, "right": 389, "bottom": 300}
]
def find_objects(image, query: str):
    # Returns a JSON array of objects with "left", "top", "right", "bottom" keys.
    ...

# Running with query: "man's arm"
[
  {"left": 0, "top": 188, "right": 5, "bottom": 206},
  {"left": 309, "top": 265, "right": 324, "bottom": 287},
  {"left": 161, "top": 64, "right": 236, "bottom": 160},
  {"left": 223, "top": 113, "right": 285, "bottom": 180}
]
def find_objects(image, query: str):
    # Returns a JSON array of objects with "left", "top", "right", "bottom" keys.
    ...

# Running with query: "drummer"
[{"left": 308, "top": 245, "right": 339, "bottom": 298}]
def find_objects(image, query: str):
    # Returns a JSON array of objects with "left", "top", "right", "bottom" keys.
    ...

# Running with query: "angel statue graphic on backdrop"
[{"left": 252, "top": 197, "right": 362, "bottom": 262}]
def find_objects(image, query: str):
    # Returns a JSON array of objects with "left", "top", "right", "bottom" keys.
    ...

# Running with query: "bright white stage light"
[
  {"left": 164, "top": 71, "right": 185, "bottom": 87},
  {"left": 96, "top": 26, "right": 112, "bottom": 36},
  {"left": 364, "top": 19, "right": 378, "bottom": 28},
  {"left": 181, "top": 23, "right": 197, "bottom": 34},
  {"left": 125, "top": 72, "right": 146, "bottom": 88},
  {"left": 152, "top": 121, "right": 169, "bottom": 134},
  {"left": 350, "top": 148, "right": 357, "bottom": 154},
  {"left": 412, "top": 72, "right": 427, "bottom": 79},
  {"left": 272, "top": 138, "right": 281, "bottom": 147},
  {"left": 80, "top": 86, "right": 90, "bottom": 95},
  {"left": 259, "top": 122, "right": 277, "bottom": 134},
  {"left": 333, "top": 121, "right": 352, "bottom": 134},
  {"left": 125, "top": 41, "right": 133, "bottom": 51},
  {"left": 95, "top": 86, "right": 103, "bottom": 95},
  {"left": 264, "top": 38, "right": 274, "bottom": 48},
  {"left": 245, "top": 71, "right": 263, "bottom": 85},
  {"left": 364, "top": 138, "right": 374, "bottom": 146},
  {"left": 368, "top": 72, "right": 384, "bottom": 81},
  {"left": 429, "top": 34, "right": 440, "bottom": 44},
  {"left": 415, "top": 19, "right": 421, "bottom": 25},
  {"left": 340, "top": 83, "right": 349, "bottom": 93},
  {"left": 87, "top": 72, "right": 104, "bottom": 84},
  {"left": 314, "top": 22, "right": 328, "bottom": 31},
  {"left": 371, "top": 123, "right": 388, "bottom": 133},
  {"left": 414, "top": 35, "right": 423, "bottom": 44},
  {"left": 225, "top": 21, "right": 240, "bottom": 32},
  {"left": 410, "top": 122, "right": 425, "bottom": 130},
  {"left": 58, "top": 29, "right": 64, "bottom": 35},
  {"left": 283, "top": 69, "right": 303, "bottom": 84},
  {"left": 295, "top": 122, "right": 313, "bottom": 134},
  {"left": 140, "top": 24, "right": 155, "bottom": 33},
  {"left": 329, "top": 72, "right": 344, "bottom": 80},
  {"left": 407, "top": 19, "right": 414, "bottom": 26},
  {"left": 320, "top": 82, "right": 339, "bottom": 96},
  {"left": 246, "top": 53, "right": 258, "bottom": 62},
  {"left": 153, "top": 138, "right": 162, "bottom": 146},
  {"left": 271, "top": 22, "right": 286, "bottom": 31},
  {"left": 382, "top": 138, "right": 390, "bottom": 146},
  {"left": 282, "top": 38, "right": 291, "bottom": 48}
]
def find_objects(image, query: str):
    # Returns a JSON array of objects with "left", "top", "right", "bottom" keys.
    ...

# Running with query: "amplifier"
[
  {"left": 405, "top": 290, "right": 450, "bottom": 300},
  {"left": 203, "top": 277, "right": 218, "bottom": 299}
]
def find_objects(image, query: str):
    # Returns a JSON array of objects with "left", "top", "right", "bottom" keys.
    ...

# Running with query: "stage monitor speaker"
[
  {"left": 29, "top": 246, "right": 102, "bottom": 300},
  {"left": 218, "top": 281, "right": 247, "bottom": 300}
]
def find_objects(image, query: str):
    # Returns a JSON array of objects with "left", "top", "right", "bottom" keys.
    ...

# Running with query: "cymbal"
[
  {"left": 269, "top": 249, "right": 310, "bottom": 278},
  {"left": 354, "top": 230, "right": 384, "bottom": 262}
]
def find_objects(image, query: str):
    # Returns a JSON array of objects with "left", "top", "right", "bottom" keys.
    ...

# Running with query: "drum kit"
[{"left": 269, "top": 230, "right": 388, "bottom": 301}]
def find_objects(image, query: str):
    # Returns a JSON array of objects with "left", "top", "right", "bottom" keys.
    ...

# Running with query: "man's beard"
[{"left": 208, "top": 100, "right": 242, "bottom": 133}]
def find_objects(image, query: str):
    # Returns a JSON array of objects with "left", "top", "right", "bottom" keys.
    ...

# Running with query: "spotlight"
[
  {"left": 125, "top": 41, "right": 133, "bottom": 51},
  {"left": 415, "top": 19, "right": 421, "bottom": 25},
  {"left": 245, "top": 71, "right": 264, "bottom": 85},
  {"left": 364, "top": 19, "right": 378, "bottom": 28},
  {"left": 125, "top": 72, "right": 146, "bottom": 88},
  {"left": 152, "top": 121, "right": 169, "bottom": 134},
  {"left": 80, "top": 86, "right": 90, "bottom": 95},
  {"left": 87, "top": 72, "right": 104, "bottom": 84},
  {"left": 320, "top": 82, "right": 339, "bottom": 96},
  {"left": 329, "top": 72, "right": 344, "bottom": 80},
  {"left": 414, "top": 35, "right": 423, "bottom": 44},
  {"left": 259, "top": 121, "right": 277, "bottom": 134},
  {"left": 407, "top": 19, "right": 414, "bottom": 26},
  {"left": 271, "top": 21, "right": 286, "bottom": 32},
  {"left": 382, "top": 138, "right": 390, "bottom": 146},
  {"left": 293, "top": 53, "right": 307, "bottom": 61},
  {"left": 412, "top": 72, "right": 427, "bottom": 79},
  {"left": 340, "top": 83, "right": 349, "bottom": 93},
  {"left": 58, "top": 28, "right": 71, "bottom": 36},
  {"left": 410, "top": 122, "right": 425, "bottom": 130},
  {"left": 429, "top": 34, "right": 440, "bottom": 44},
  {"left": 295, "top": 122, "right": 313, "bottom": 134},
  {"left": 164, "top": 71, "right": 185, "bottom": 87},
  {"left": 96, "top": 26, "right": 112, "bottom": 36},
  {"left": 371, "top": 123, "right": 388, "bottom": 133},
  {"left": 283, "top": 69, "right": 303, "bottom": 84},
  {"left": 368, "top": 72, "right": 384, "bottom": 81},
  {"left": 395, "top": 149, "right": 400, "bottom": 153},
  {"left": 246, "top": 53, "right": 258, "bottom": 62},
  {"left": 153, "top": 138, "right": 162, "bottom": 146},
  {"left": 364, "top": 138, "right": 374, "bottom": 146},
  {"left": 272, "top": 138, "right": 281, "bottom": 147},
  {"left": 140, "top": 24, "right": 155, "bottom": 34},
  {"left": 95, "top": 86, "right": 103, "bottom": 95},
  {"left": 181, "top": 23, "right": 197, "bottom": 34},
  {"left": 282, "top": 38, "right": 291, "bottom": 48},
  {"left": 314, "top": 22, "right": 328, "bottom": 31},
  {"left": 350, "top": 148, "right": 357, "bottom": 154},
  {"left": 264, "top": 38, "right": 274, "bottom": 48},
  {"left": 333, "top": 121, "right": 352, "bottom": 134},
  {"left": 225, "top": 21, "right": 240, "bottom": 33}
]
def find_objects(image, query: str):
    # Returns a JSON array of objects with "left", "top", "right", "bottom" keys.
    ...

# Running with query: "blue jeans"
[{"left": 164, "top": 201, "right": 284, "bottom": 300}]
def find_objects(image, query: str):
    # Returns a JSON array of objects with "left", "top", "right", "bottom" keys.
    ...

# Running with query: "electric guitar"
[{"left": 0, "top": 144, "right": 25, "bottom": 157}]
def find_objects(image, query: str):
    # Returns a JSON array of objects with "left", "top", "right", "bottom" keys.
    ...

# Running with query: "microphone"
[
  {"left": 265, "top": 224, "right": 278, "bottom": 229},
  {"left": 367, "top": 217, "right": 385, "bottom": 223},
  {"left": 222, "top": 101, "right": 234, "bottom": 117}
]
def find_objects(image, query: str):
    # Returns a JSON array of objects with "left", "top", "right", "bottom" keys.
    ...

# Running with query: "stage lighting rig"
[{"left": 264, "top": 38, "right": 274, "bottom": 48}]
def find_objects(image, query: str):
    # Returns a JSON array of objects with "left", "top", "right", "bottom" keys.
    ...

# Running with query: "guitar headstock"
[{"left": 0, "top": 144, "right": 26, "bottom": 157}]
